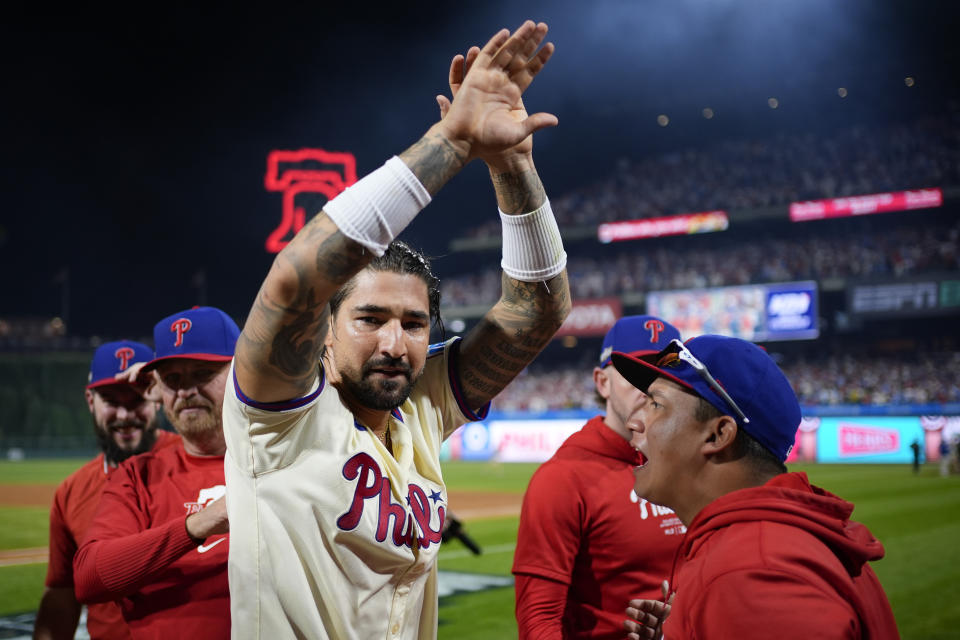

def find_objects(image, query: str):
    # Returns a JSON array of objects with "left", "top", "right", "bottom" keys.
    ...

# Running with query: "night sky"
[{"left": 2, "top": 0, "right": 957, "bottom": 339}]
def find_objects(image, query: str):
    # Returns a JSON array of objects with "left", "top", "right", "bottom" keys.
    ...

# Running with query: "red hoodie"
[
  {"left": 663, "top": 472, "right": 899, "bottom": 639},
  {"left": 513, "top": 416, "right": 683, "bottom": 638}
]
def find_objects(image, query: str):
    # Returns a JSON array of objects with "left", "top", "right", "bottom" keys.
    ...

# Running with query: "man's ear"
[
  {"left": 144, "top": 371, "right": 163, "bottom": 403},
  {"left": 593, "top": 367, "right": 610, "bottom": 401},
  {"left": 324, "top": 310, "right": 336, "bottom": 350},
  {"left": 85, "top": 388, "right": 96, "bottom": 415},
  {"left": 701, "top": 415, "right": 738, "bottom": 456}
]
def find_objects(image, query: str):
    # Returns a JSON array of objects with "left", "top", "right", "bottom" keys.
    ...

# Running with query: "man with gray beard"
[{"left": 73, "top": 307, "right": 236, "bottom": 639}]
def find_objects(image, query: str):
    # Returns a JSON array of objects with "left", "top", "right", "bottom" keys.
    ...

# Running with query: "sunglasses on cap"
[{"left": 658, "top": 339, "right": 751, "bottom": 425}]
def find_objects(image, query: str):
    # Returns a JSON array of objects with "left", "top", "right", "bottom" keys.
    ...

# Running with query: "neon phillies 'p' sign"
[{"left": 264, "top": 149, "right": 358, "bottom": 253}]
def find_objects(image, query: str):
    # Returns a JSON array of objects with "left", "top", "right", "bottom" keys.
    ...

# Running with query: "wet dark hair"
[{"left": 329, "top": 240, "right": 444, "bottom": 337}]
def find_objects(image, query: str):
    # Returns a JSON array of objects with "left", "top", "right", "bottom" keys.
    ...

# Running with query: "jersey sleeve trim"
[
  {"left": 445, "top": 338, "right": 491, "bottom": 422},
  {"left": 232, "top": 368, "right": 324, "bottom": 412}
]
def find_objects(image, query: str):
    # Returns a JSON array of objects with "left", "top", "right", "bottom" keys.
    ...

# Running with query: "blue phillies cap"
[
  {"left": 87, "top": 340, "right": 154, "bottom": 389},
  {"left": 142, "top": 306, "right": 239, "bottom": 371},
  {"left": 598, "top": 315, "right": 681, "bottom": 368},
  {"left": 611, "top": 335, "right": 801, "bottom": 461}
]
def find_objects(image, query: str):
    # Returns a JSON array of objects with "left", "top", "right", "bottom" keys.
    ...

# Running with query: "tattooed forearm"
[
  {"left": 399, "top": 132, "right": 468, "bottom": 196},
  {"left": 268, "top": 300, "right": 328, "bottom": 380},
  {"left": 494, "top": 340, "right": 541, "bottom": 361},
  {"left": 468, "top": 356, "right": 517, "bottom": 387},
  {"left": 240, "top": 272, "right": 330, "bottom": 393},
  {"left": 490, "top": 169, "right": 546, "bottom": 214},
  {"left": 474, "top": 344, "right": 527, "bottom": 372},
  {"left": 460, "top": 368, "right": 501, "bottom": 398},
  {"left": 314, "top": 227, "right": 368, "bottom": 280},
  {"left": 500, "top": 273, "right": 570, "bottom": 322},
  {"left": 457, "top": 270, "right": 571, "bottom": 409}
]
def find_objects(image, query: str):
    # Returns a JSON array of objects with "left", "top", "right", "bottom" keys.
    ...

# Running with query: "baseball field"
[{"left": 1, "top": 460, "right": 958, "bottom": 639}]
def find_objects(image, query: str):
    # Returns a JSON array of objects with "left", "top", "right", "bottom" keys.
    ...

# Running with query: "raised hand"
[
  {"left": 113, "top": 361, "right": 162, "bottom": 402},
  {"left": 437, "top": 44, "right": 534, "bottom": 161},
  {"left": 435, "top": 20, "right": 556, "bottom": 162}
]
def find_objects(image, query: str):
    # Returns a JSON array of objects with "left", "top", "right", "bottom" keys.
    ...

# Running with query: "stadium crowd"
[
  {"left": 441, "top": 216, "right": 960, "bottom": 306},
  {"left": 490, "top": 352, "right": 960, "bottom": 412},
  {"left": 460, "top": 111, "right": 960, "bottom": 238}
]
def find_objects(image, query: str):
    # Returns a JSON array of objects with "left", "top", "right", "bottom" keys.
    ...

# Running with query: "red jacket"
[
  {"left": 664, "top": 472, "right": 899, "bottom": 639},
  {"left": 73, "top": 444, "right": 229, "bottom": 639}
]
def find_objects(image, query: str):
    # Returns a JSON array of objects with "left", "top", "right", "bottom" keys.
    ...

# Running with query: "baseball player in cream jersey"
[{"left": 224, "top": 21, "right": 570, "bottom": 640}]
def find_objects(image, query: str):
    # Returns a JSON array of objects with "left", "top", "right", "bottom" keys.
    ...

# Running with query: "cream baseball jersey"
[{"left": 223, "top": 338, "right": 486, "bottom": 640}]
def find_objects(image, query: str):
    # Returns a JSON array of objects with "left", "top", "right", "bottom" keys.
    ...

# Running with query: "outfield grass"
[
  {"left": 2, "top": 459, "right": 958, "bottom": 639},
  {"left": 0, "top": 507, "right": 50, "bottom": 550},
  {"left": 0, "top": 564, "right": 48, "bottom": 616},
  {"left": 0, "top": 458, "right": 85, "bottom": 485},
  {"left": 440, "top": 462, "right": 539, "bottom": 493},
  {"left": 0, "top": 459, "right": 86, "bottom": 618}
]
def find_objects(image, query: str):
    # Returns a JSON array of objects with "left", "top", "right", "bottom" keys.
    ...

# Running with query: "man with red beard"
[
  {"left": 34, "top": 341, "right": 179, "bottom": 640},
  {"left": 74, "top": 307, "right": 235, "bottom": 639}
]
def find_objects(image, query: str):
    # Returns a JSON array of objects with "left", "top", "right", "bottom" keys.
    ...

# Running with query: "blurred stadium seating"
[{"left": 436, "top": 109, "right": 960, "bottom": 417}]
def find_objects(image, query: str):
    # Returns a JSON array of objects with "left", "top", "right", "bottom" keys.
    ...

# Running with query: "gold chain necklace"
[{"left": 376, "top": 423, "right": 393, "bottom": 454}]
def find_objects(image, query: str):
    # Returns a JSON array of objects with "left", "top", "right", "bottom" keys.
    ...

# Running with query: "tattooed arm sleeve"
[{"left": 455, "top": 157, "right": 571, "bottom": 411}]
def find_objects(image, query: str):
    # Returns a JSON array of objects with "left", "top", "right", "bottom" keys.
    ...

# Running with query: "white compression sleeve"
[
  {"left": 499, "top": 199, "right": 567, "bottom": 282},
  {"left": 322, "top": 156, "right": 431, "bottom": 256}
]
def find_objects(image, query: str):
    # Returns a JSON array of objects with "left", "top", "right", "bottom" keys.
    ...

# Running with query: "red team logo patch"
[
  {"left": 644, "top": 318, "right": 665, "bottom": 344},
  {"left": 184, "top": 485, "right": 226, "bottom": 515},
  {"left": 171, "top": 318, "right": 192, "bottom": 347},
  {"left": 114, "top": 346, "right": 135, "bottom": 371}
]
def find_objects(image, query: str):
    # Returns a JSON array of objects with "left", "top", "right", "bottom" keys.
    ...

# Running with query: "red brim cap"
[
  {"left": 610, "top": 350, "right": 697, "bottom": 395},
  {"left": 85, "top": 378, "right": 142, "bottom": 390},
  {"left": 141, "top": 353, "right": 234, "bottom": 373}
]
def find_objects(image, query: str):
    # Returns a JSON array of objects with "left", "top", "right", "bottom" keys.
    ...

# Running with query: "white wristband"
[
  {"left": 500, "top": 199, "right": 567, "bottom": 282},
  {"left": 322, "top": 156, "right": 431, "bottom": 256}
]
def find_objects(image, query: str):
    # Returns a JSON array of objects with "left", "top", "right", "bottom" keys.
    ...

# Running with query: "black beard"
[
  {"left": 341, "top": 357, "right": 420, "bottom": 410},
  {"left": 342, "top": 374, "right": 415, "bottom": 411},
  {"left": 93, "top": 418, "right": 158, "bottom": 465}
]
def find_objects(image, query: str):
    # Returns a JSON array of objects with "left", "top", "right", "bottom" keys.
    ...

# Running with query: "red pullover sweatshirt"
[{"left": 663, "top": 472, "right": 899, "bottom": 639}]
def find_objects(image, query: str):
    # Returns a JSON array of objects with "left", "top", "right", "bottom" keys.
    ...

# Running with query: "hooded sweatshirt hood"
[
  {"left": 681, "top": 472, "right": 884, "bottom": 577},
  {"left": 559, "top": 415, "right": 643, "bottom": 466},
  {"left": 663, "top": 471, "right": 898, "bottom": 639}
]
